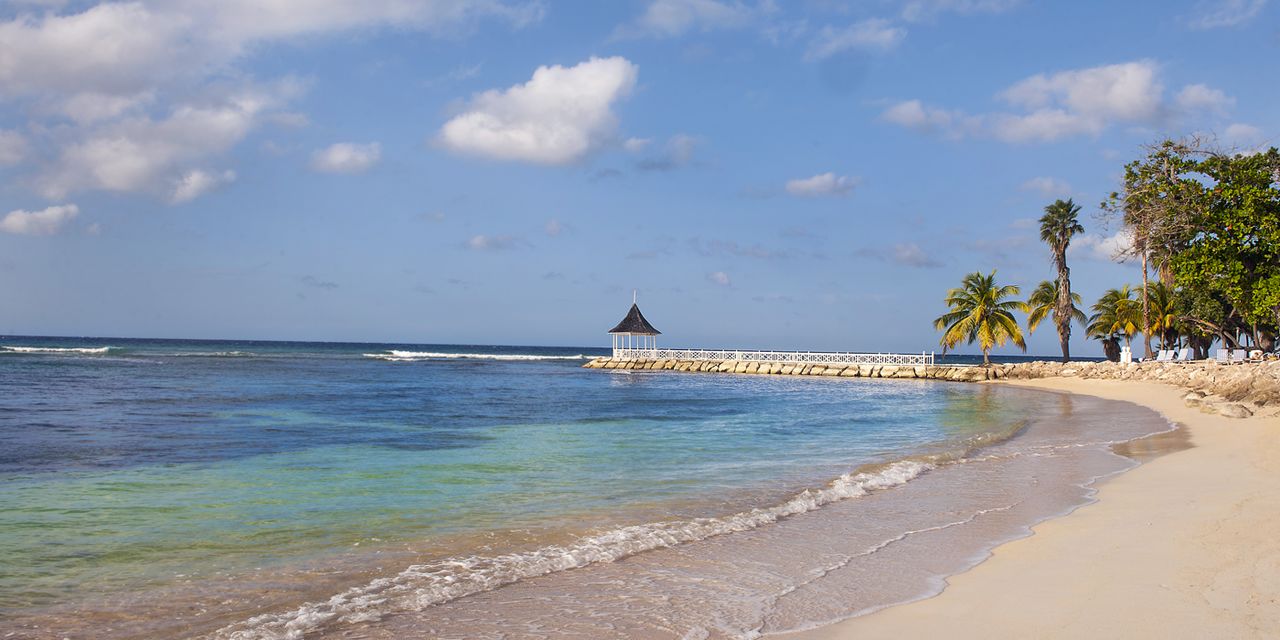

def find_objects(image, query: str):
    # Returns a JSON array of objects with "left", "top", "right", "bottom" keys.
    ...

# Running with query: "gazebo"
[{"left": 609, "top": 294, "right": 661, "bottom": 356}]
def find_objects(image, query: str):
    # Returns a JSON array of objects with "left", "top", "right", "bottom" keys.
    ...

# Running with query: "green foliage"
[
  {"left": 1026, "top": 279, "right": 1086, "bottom": 334},
  {"left": 933, "top": 270, "right": 1029, "bottom": 365},
  {"left": 1087, "top": 285, "right": 1142, "bottom": 348},
  {"left": 1171, "top": 148, "right": 1280, "bottom": 329}
]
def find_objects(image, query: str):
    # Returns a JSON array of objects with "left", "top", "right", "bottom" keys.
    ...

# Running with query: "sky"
[{"left": 0, "top": 0, "right": 1276, "bottom": 355}]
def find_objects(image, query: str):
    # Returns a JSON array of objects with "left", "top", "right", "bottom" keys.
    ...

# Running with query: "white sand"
[{"left": 781, "top": 378, "right": 1280, "bottom": 639}]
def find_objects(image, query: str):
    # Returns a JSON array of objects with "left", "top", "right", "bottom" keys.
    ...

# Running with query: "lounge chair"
[
  {"left": 1177, "top": 348, "right": 1192, "bottom": 361},
  {"left": 1232, "top": 349, "right": 1248, "bottom": 363},
  {"left": 1215, "top": 349, "right": 1231, "bottom": 364},
  {"left": 1155, "top": 349, "right": 1172, "bottom": 362}
]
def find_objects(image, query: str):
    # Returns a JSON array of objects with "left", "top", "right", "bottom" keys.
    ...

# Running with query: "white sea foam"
[
  {"left": 364, "top": 351, "right": 587, "bottom": 362},
  {"left": 211, "top": 459, "right": 934, "bottom": 640},
  {"left": 1, "top": 345, "right": 114, "bottom": 354},
  {"left": 166, "top": 351, "right": 257, "bottom": 358}
]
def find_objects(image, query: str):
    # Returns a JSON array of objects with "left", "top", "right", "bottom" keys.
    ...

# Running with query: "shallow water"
[{"left": 0, "top": 338, "right": 1170, "bottom": 639}]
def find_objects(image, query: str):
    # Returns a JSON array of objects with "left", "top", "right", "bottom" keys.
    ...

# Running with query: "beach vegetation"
[
  {"left": 1027, "top": 279, "right": 1086, "bottom": 338},
  {"left": 1087, "top": 286, "right": 1142, "bottom": 360},
  {"left": 1038, "top": 199, "right": 1085, "bottom": 362},
  {"left": 1103, "top": 138, "right": 1280, "bottom": 357},
  {"left": 933, "top": 270, "right": 1029, "bottom": 365}
]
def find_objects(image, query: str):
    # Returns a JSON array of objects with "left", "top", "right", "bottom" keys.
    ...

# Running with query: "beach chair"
[
  {"left": 1177, "top": 348, "right": 1192, "bottom": 362},
  {"left": 1232, "top": 349, "right": 1248, "bottom": 363},
  {"left": 1215, "top": 349, "right": 1231, "bottom": 364},
  {"left": 1155, "top": 349, "right": 1172, "bottom": 362}
]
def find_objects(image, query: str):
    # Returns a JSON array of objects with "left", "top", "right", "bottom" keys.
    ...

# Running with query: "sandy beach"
[{"left": 785, "top": 376, "right": 1280, "bottom": 640}]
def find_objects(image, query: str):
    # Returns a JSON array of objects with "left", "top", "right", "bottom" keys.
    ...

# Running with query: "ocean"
[{"left": 1, "top": 337, "right": 1164, "bottom": 639}]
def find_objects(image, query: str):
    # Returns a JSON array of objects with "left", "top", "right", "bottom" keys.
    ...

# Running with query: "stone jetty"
[{"left": 583, "top": 356, "right": 1280, "bottom": 418}]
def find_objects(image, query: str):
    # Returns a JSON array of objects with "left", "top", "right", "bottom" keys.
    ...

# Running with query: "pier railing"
[{"left": 611, "top": 348, "right": 935, "bottom": 366}]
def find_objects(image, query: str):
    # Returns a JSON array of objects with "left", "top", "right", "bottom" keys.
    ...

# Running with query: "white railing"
[{"left": 611, "top": 348, "right": 935, "bottom": 366}]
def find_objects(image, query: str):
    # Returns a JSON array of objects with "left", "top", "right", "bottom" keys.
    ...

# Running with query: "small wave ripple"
[{"left": 364, "top": 351, "right": 587, "bottom": 362}]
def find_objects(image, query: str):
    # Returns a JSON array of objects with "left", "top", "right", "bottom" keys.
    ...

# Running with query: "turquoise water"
[{"left": 1, "top": 337, "right": 1047, "bottom": 638}]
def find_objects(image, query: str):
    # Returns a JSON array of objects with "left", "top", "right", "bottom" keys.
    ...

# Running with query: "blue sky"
[{"left": 0, "top": 0, "right": 1275, "bottom": 355}]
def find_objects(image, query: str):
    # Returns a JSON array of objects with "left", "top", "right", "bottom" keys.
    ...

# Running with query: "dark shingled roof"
[{"left": 609, "top": 303, "right": 661, "bottom": 335}]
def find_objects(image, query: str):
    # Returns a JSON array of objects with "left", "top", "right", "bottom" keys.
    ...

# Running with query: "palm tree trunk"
[
  {"left": 1055, "top": 260, "right": 1071, "bottom": 363},
  {"left": 983, "top": 348, "right": 990, "bottom": 366},
  {"left": 1140, "top": 251, "right": 1153, "bottom": 359}
]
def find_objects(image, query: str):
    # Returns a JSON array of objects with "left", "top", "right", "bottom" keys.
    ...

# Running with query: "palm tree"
[
  {"left": 1039, "top": 199, "right": 1085, "bottom": 362},
  {"left": 1145, "top": 281, "right": 1180, "bottom": 350},
  {"left": 1087, "top": 286, "right": 1142, "bottom": 358},
  {"left": 1026, "top": 279, "right": 1086, "bottom": 336},
  {"left": 934, "top": 270, "right": 1029, "bottom": 365}
]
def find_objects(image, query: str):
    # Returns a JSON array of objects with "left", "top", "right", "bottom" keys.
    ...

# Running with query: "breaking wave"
[
  {"left": 364, "top": 351, "right": 588, "bottom": 362},
  {"left": 1, "top": 345, "right": 115, "bottom": 355},
  {"left": 212, "top": 458, "right": 936, "bottom": 640}
]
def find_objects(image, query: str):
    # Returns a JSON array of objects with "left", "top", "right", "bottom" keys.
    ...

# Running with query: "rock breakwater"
[{"left": 582, "top": 357, "right": 1280, "bottom": 418}]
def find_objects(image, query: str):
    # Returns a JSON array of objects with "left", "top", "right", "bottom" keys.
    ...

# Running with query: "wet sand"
[{"left": 783, "top": 378, "right": 1280, "bottom": 639}]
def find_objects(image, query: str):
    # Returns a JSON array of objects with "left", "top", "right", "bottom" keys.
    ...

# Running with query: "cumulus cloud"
[
  {"left": 806, "top": 19, "right": 906, "bottom": 60},
  {"left": 37, "top": 81, "right": 295, "bottom": 200},
  {"left": 438, "top": 56, "right": 638, "bottom": 165},
  {"left": 0, "top": 1, "right": 540, "bottom": 203},
  {"left": 1186, "top": 0, "right": 1267, "bottom": 28},
  {"left": 171, "top": 169, "right": 235, "bottom": 203},
  {"left": 786, "top": 172, "right": 860, "bottom": 197},
  {"left": 1019, "top": 176, "right": 1073, "bottom": 198},
  {"left": 1223, "top": 123, "right": 1267, "bottom": 150},
  {"left": 883, "top": 60, "right": 1234, "bottom": 143},
  {"left": 0, "top": 130, "right": 26, "bottom": 166},
  {"left": 309, "top": 142, "right": 382, "bottom": 174},
  {"left": 1175, "top": 83, "right": 1235, "bottom": 115},
  {"left": 0, "top": 203, "right": 79, "bottom": 235},
  {"left": 707, "top": 270, "right": 731, "bottom": 286},
  {"left": 1070, "top": 229, "right": 1135, "bottom": 262},
  {"left": 616, "top": 0, "right": 763, "bottom": 38}
]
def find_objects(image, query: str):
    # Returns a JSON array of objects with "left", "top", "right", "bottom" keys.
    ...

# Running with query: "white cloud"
[
  {"left": 635, "top": 133, "right": 699, "bottom": 171},
  {"left": 617, "top": 0, "right": 762, "bottom": 38},
  {"left": 0, "top": 1, "right": 540, "bottom": 203},
  {"left": 466, "top": 234, "right": 518, "bottom": 250},
  {"left": 171, "top": 169, "right": 235, "bottom": 203},
  {"left": 1187, "top": 0, "right": 1267, "bottom": 29},
  {"left": 891, "top": 242, "right": 943, "bottom": 268},
  {"left": 1019, "top": 176, "right": 1073, "bottom": 198},
  {"left": 901, "top": 0, "right": 1023, "bottom": 22},
  {"left": 38, "top": 82, "right": 294, "bottom": 200},
  {"left": 707, "top": 270, "right": 731, "bottom": 286},
  {"left": 0, "top": 130, "right": 26, "bottom": 166},
  {"left": 881, "top": 99, "right": 973, "bottom": 138},
  {"left": 309, "top": 142, "right": 382, "bottom": 174},
  {"left": 545, "top": 218, "right": 563, "bottom": 236},
  {"left": 438, "top": 56, "right": 638, "bottom": 165},
  {"left": 786, "top": 172, "right": 860, "bottom": 197},
  {"left": 1175, "top": 83, "right": 1235, "bottom": 115},
  {"left": 884, "top": 60, "right": 1233, "bottom": 143},
  {"left": 0, "top": 203, "right": 79, "bottom": 235},
  {"left": 1070, "top": 229, "right": 1135, "bottom": 262},
  {"left": 806, "top": 19, "right": 906, "bottom": 60},
  {"left": 1223, "top": 122, "right": 1266, "bottom": 150},
  {"left": 623, "top": 137, "right": 652, "bottom": 152}
]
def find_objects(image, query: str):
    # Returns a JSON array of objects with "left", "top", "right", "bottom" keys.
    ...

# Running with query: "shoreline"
[{"left": 779, "top": 376, "right": 1280, "bottom": 639}]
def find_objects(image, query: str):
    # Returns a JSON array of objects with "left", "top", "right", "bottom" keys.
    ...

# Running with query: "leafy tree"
[
  {"left": 1171, "top": 148, "right": 1280, "bottom": 347},
  {"left": 1102, "top": 139, "right": 1207, "bottom": 358},
  {"left": 1026, "top": 279, "right": 1086, "bottom": 337},
  {"left": 1038, "top": 199, "right": 1085, "bottom": 362},
  {"left": 934, "top": 270, "right": 1028, "bottom": 365},
  {"left": 1087, "top": 285, "right": 1143, "bottom": 357}
]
